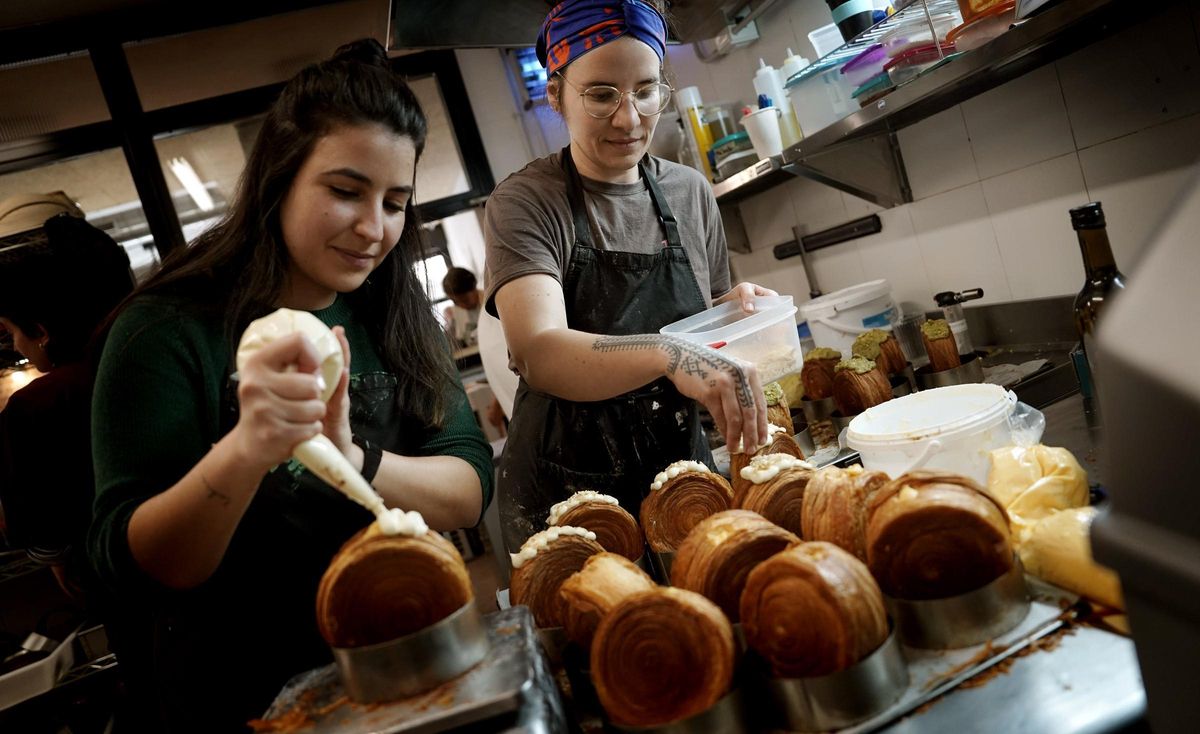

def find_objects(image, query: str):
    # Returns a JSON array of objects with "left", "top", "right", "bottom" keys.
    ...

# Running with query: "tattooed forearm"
[
  {"left": 591, "top": 334, "right": 755, "bottom": 408},
  {"left": 200, "top": 473, "right": 231, "bottom": 506}
]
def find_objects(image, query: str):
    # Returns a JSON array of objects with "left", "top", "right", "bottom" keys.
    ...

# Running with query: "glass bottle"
[{"left": 1070, "top": 202, "right": 1127, "bottom": 378}]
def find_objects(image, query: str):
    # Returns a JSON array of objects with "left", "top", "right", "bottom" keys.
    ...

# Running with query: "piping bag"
[{"left": 236, "top": 309, "right": 426, "bottom": 536}]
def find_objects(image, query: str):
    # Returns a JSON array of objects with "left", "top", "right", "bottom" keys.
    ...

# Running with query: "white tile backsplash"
[
  {"left": 910, "top": 183, "right": 1013, "bottom": 305},
  {"left": 807, "top": 240, "right": 867, "bottom": 295},
  {"left": 738, "top": 183, "right": 799, "bottom": 250},
  {"left": 982, "top": 153, "right": 1091, "bottom": 300},
  {"left": 729, "top": 246, "right": 810, "bottom": 300},
  {"left": 897, "top": 106, "right": 978, "bottom": 199},
  {"left": 1078, "top": 112, "right": 1200, "bottom": 271},
  {"left": 961, "top": 65, "right": 1076, "bottom": 180},
  {"left": 854, "top": 206, "right": 933, "bottom": 309},
  {"left": 788, "top": 176, "right": 850, "bottom": 233},
  {"left": 1057, "top": 4, "right": 1200, "bottom": 150},
  {"left": 665, "top": 45, "right": 717, "bottom": 104}
]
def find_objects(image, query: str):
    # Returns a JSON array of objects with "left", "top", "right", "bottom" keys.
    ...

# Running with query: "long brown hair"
[{"left": 116, "top": 39, "right": 457, "bottom": 429}]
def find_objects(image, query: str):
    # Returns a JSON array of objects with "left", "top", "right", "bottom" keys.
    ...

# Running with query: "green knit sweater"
[{"left": 86, "top": 293, "right": 494, "bottom": 731}]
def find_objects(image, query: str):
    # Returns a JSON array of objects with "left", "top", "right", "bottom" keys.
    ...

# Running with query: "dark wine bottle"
[{"left": 1070, "top": 202, "right": 1127, "bottom": 380}]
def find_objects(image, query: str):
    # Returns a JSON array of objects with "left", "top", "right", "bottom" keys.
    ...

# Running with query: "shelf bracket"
[{"left": 787, "top": 130, "right": 912, "bottom": 209}]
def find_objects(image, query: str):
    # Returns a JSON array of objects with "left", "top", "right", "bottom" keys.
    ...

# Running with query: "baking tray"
[
  {"left": 256, "top": 605, "right": 565, "bottom": 733},
  {"left": 793, "top": 577, "right": 1085, "bottom": 733}
]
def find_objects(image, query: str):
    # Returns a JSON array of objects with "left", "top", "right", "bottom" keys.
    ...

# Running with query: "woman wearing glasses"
[{"left": 484, "top": 0, "right": 775, "bottom": 551}]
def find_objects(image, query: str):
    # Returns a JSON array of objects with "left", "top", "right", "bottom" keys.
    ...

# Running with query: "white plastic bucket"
[
  {"left": 797, "top": 280, "right": 898, "bottom": 356},
  {"left": 845, "top": 384, "right": 1018, "bottom": 486}
]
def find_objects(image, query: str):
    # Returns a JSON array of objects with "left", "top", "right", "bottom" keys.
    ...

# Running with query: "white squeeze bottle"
[
  {"left": 753, "top": 58, "right": 801, "bottom": 148},
  {"left": 780, "top": 48, "right": 810, "bottom": 142}
]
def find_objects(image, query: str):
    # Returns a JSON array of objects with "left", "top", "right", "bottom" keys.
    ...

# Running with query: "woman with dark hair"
[
  {"left": 88, "top": 39, "right": 493, "bottom": 732},
  {"left": 485, "top": 0, "right": 774, "bottom": 551},
  {"left": 0, "top": 209, "right": 135, "bottom": 600}
]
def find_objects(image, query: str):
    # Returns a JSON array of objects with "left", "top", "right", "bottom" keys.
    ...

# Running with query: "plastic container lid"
[
  {"left": 660, "top": 295, "right": 794, "bottom": 342},
  {"left": 852, "top": 70, "right": 894, "bottom": 99},
  {"left": 946, "top": 1, "right": 1016, "bottom": 51},
  {"left": 712, "top": 130, "right": 751, "bottom": 150},
  {"left": 846, "top": 383, "right": 1016, "bottom": 444},
  {"left": 841, "top": 44, "right": 887, "bottom": 75},
  {"left": 798, "top": 279, "right": 892, "bottom": 321},
  {"left": 883, "top": 42, "right": 956, "bottom": 71}
]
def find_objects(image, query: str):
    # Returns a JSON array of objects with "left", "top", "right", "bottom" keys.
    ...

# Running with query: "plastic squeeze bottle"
[{"left": 753, "top": 58, "right": 801, "bottom": 148}]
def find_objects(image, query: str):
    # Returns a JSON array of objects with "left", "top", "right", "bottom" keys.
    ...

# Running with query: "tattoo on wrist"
[
  {"left": 591, "top": 334, "right": 754, "bottom": 408},
  {"left": 199, "top": 473, "right": 231, "bottom": 506}
]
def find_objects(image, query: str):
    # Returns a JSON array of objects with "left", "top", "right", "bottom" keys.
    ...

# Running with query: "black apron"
[
  {"left": 498, "top": 148, "right": 713, "bottom": 552},
  {"left": 131, "top": 368, "right": 409, "bottom": 733}
]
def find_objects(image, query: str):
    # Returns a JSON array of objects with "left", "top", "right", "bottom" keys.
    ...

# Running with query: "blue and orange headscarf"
[{"left": 536, "top": 0, "right": 668, "bottom": 76}]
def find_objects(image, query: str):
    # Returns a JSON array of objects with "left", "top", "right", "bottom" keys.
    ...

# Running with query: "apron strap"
[
  {"left": 561, "top": 147, "right": 596, "bottom": 249},
  {"left": 640, "top": 159, "right": 683, "bottom": 249}
]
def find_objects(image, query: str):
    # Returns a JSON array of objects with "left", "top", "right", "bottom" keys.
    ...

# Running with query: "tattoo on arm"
[
  {"left": 200, "top": 473, "right": 231, "bottom": 507},
  {"left": 591, "top": 334, "right": 754, "bottom": 408}
]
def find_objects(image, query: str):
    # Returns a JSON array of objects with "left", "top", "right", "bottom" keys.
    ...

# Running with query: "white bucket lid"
[
  {"left": 846, "top": 384, "right": 1017, "bottom": 445},
  {"left": 798, "top": 279, "right": 892, "bottom": 320}
]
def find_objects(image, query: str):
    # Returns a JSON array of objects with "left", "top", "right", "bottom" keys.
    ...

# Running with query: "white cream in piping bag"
[
  {"left": 547, "top": 491, "right": 619, "bottom": 526},
  {"left": 237, "top": 308, "right": 420, "bottom": 536},
  {"left": 731, "top": 423, "right": 788, "bottom": 455},
  {"left": 649, "top": 460, "right": 711, "bottom": 492},
  {"left": 510, "top": 526, "right": 597, "bottom": 569},
  {"left": 739, "top": 453, "right": 815, "bottom": 484}
]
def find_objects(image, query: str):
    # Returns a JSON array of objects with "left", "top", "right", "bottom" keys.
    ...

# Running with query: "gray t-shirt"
[{"left": 484, "top": 151, "right": 731, "bottom": 319}]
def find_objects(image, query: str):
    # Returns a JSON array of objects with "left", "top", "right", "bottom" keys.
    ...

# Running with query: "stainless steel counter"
[{"left": 880, "top": 623, "right": 1145, "bottom": 733}]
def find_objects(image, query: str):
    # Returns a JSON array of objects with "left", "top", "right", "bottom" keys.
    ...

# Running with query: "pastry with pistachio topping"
[
  {"left": 921, "top": 318, "right": 962, "bottom": 372},
  {"left": 801, "top": 347, "right": 842, "bottom": 401},
  {"left": 762, "top": 381, "right": 794, "bottom": 434},
  {"left": 832, "top": 357, "right": 893, "bottom": 416},
  {"left": 852, "top": 329, "right": 906, "bottom": 376}
]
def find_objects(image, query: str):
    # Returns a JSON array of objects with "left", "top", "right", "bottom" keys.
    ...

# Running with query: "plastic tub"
[
  {"left": 808, "top": 22, "right": 845, "bottom": 59},
  {"left": 786, "top": 68, "right": 857, "bottom": 139},
  {"left": 716, "top": 149, "right": 758, "bottom": 180},
  {"left": 796, "top": 280, "right": 898, "bottom": 356},
  {"left": 879, "top": 9, "right": 962, "bottom": 57},
  {"left": 660, "top": 295, "right": 802, "bottom": 383},
  {"left": 845, "top": 383, "right": 1019, "bottom": 485}
]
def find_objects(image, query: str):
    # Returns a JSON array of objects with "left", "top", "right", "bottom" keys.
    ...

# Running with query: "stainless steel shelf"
[
  {"left": 712, "top": 155, "right": 793, "bottom": 205},
  {"left": 710, "top": 0, "right": 1157, "bottom": 208}
]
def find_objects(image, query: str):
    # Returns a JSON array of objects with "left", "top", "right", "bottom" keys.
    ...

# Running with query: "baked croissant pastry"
[
  {"left": 866, "top": 471, "right": 1014, "bottom": 600},
  {"left": 921, "top": 319, "right": 961, "bottom": 371},
  {"left": 316, "top": 522, "right": 472, "bottom": 648},
  {"left": 833, "top": 357, "right": 893, "bottom": 416},
  {"left": 640, "top": 461, "right": 733, "bottom": 553},
  {"left": 671, "top": 509, "right": 798, "bottom": 620},
  {"left": 592, "top": 587, "right": 735, "bottom": 728},
  {"left": 801, "top": 347, "right": 842, "bottom": 400},
  {"left": 510, "top": 527, "right": 605, "bottom": 627},
  {"left": 548, "top": 491, "right": 644, "bottom": 562},
  {"left": 737, "top": 453, "right": 815, "bottom": 537},
  {"left": 729, "top": 425, "right": 806, "bottom": 505},
  {"left": 801, "top": 464, "right": 890, "bottom": 562},
  {"left": 559, "top": 552, "right": 657, "bottom": 649},
  {"left": 852, "top": 329, "right": 907, "bottom": 376},
  {"left": 763, "top": 381, "right": 794, "bottom": 434},
  {"left": 740, "top": 541, "right": 889, "bottom": 678}
]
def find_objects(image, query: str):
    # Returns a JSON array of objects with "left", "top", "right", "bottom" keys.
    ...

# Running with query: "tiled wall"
[{"left": 666, "top": 2, "right": 1200, "bottom": 315}]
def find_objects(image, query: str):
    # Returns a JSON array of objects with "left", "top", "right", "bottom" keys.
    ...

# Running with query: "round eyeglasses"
[{"left": 556, "top": 74, "right": 674, "bottom": 119}]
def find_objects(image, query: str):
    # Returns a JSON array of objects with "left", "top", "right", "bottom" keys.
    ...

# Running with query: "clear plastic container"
[
  {"left": 659, "top": 295, "right": 803, "bottom": 382},
  {"left": 808, "top": 23, "right": 846, "bottom": 59},
  {"left": 840, "top": 44, "right": 889, "bottom": 89},
  {"left": 947, "top": 1, "right": 1016, "bottom": 52}
]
